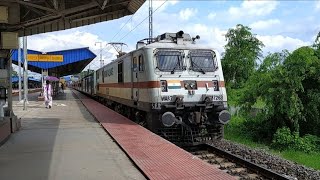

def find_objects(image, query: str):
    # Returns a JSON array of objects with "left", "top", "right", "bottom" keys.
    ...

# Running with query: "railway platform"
[
  {"left": 73, "top": 90, "right": 235, "bottom": 180},
  {"left": 0, "top": 89, "right": 235, "bottom": 180},
  {"left": 0, "top": 89, "right": 145, "bottom": 180}
]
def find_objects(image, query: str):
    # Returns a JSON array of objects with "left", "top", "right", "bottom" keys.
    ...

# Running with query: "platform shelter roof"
[
  {"left": 11, "top": 47, "right": 96, "bottom": 77},
  {"left": 12, "top": 76, "right": 41, "bottom": 83}
]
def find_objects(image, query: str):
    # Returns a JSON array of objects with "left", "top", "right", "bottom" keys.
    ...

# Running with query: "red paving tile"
[{"left": 73, "top": 90, "right": 235, "bottom": 180}]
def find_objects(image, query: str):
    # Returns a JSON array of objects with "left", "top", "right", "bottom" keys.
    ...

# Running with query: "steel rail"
[{"left": 201, "top": 143, "right": 291, "bottom": 180}]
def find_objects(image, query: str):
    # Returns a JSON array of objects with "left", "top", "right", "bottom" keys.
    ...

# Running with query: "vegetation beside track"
[
  {"left": 224, "top": 115, "right": 320, "bottom": 170},
  {"left": 222, "top": 25, "right": 320, "bottom": 170}
]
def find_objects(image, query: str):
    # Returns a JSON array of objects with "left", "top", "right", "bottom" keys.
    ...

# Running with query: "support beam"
[
  {"left": 52, "top": 0, "right": 58, "bottom": 10},
  {"left": 94, "top": 0, "right": 110, "bottom": 10},
  {"left": 21, "top": 2, "right": 99, "bottom": 26},
  {"left": 2, "top": 0, "right": 145, "bottom": 36},
  {"left": 16, "top": 0, "right": 57, "bottom": 13},
  {"left": 20, "top": 1, "right": 129, "bottom": 27},
  {"left": 27, "top": 6, "right": 47, "bottom": 16},
  {"left": 101, "top": 0, "right": 109, "bottom": 10},
  {"left": 70, "top": 9, "right": 126, "bottom": 23}
]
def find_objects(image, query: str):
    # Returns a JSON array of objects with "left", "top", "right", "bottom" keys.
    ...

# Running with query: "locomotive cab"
[{"left": 146, "top": 31, "right": 231, "bottom": 145}]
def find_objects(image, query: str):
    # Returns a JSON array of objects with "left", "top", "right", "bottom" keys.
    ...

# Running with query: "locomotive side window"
[
  {"left": 133, "top": 57, "right": 138, "bottom": 72},
  {"left": 189, "top": 50, "right": 216, "bottom": 73},
  {"left": 96, "top": 70, "right": 99, "bottom": 80},
  {"left": 139, "top": 55, "right": 144, "bottom": 72},
  {"left": 156, "top": 51, "right": 183, "bottom": 72},
  {"left": 102, "top": 68, "right": 105, "bottom": 83},
  {"left": 118, "top": 62, "right": 123, "bottom": 83}
]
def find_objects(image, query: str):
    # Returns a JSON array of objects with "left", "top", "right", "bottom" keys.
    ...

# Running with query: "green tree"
[
  {"left": 222, "top": 24, "right": 264, "bottom": 88},
  {"left": 241, "top": 47, "right": 320, "bottom": 138},
  {"left": 313, "top": 31, "right": 320, "bottom": 57}
]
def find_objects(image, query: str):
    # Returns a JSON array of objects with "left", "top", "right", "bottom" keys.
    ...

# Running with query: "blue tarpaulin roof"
[
  {"left": 12, "top": 76, "right": 41, "bottom": 83},
  {"left": 11, "top": 47, "right": 96, "bottom": 77}
]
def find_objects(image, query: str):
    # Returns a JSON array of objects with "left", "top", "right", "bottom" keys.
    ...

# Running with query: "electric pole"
[
  {"left": 23, "top": 36, "right": 28, "bottom": 110},
  {"left": 18, "top": 37, "right": 22, "bottom": 101},
  {"left": 95, "top": 42, "right": 104, "bottom": 68},
  {"left": 148, "top": 0, "right": 153, "bottom": 44}
]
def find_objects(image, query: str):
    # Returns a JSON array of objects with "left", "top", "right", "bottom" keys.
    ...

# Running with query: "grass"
[
  {"left": 224, "top": 116, "right": 320, "bottom": 170},
  {"left": 277, "top": 150, "right": 320, "bottom": 170},
  {"left": 224, "top": 130, "right": 268, "bottom": 149},
  {"left": 224, "top": 116, "right": 269, "bottom": 148}
]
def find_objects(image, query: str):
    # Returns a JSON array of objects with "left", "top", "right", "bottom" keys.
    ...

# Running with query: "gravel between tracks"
[{"left": 210, "top": 140, "right": 320, "bottom": 180}]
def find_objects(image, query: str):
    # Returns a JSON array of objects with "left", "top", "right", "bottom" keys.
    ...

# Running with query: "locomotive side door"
[{"left": 131, "top": 56, "right": 139, "bottom": 104}]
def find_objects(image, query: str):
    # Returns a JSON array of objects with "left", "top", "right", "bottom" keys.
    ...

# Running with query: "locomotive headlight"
[
  {"left": 184, "top": 80, "right": 197, "bottom": 90},
  {"left": 190, "top": 81, "right": 196, "bottom": 89},
  {"left": 160, "top": 80, "right": 168, "bottom": 92},
  {"left": 213, "top": 80, "right": 219, "bottom": 91}
]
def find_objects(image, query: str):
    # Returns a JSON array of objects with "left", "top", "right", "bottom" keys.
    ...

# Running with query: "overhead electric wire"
[
  {"left": 109, "top": 15, "right": 135, "bottom": 42},
  {"left": 99, "top": 0, "right": 168, "bottom": 60},
  {"left": 96, "top": 13, "right": 135, "bottom": 61},
  {"left": 118, "top": 0, "right": 168, "bottom": 42}
]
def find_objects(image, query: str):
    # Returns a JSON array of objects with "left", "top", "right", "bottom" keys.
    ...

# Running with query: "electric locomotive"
[{"left": 77, "top": 31, "right": 231, "bottom": 145}]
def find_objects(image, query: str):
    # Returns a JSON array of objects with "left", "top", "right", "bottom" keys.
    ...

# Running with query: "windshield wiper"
[
  {"left": 191, "top": 61, "right": 205, "bottom": 74},
  {"left": 171, "top": 60, "right": 181, "bottom": 74}
]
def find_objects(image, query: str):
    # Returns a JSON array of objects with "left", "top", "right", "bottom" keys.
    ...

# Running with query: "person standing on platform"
[
  {"left": 43, "top": 80, "right": 53, "bottom": 109},
  {"left": 59, "top": 82, "right": 62, "bottom": 93},
  {"left": 61, "top": 83, "right": 64, "bottom": 93}
]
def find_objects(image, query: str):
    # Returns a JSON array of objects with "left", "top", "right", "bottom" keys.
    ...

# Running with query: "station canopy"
[
  {"left": 0, "top": 0, "right": 145, "bottom": 36},
  {"left": 12, "top": 76, "right": 40, "bottom": 83},
  {"left": 11, "top": 47, "right": 96, "bottom": 77}
]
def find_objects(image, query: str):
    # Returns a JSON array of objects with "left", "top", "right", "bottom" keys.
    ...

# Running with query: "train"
[{"left": 73, "top": 31, "right": 231, "bottom": 146}]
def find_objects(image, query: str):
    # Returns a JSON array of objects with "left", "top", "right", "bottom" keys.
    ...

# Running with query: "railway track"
[
  {"left": 76, "top": 90, "right": 314, "bottom": 179},
  {"left": 185, "top": 143, "right": 292, "bottom": 180}
]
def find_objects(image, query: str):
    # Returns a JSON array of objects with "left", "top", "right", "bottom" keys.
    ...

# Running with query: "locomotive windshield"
[
  {"left": 156, "top": 50, "right": 183, "bottom": 72},
  {"left": 190, "top": 50, "right": 216, "bottom": 72}
]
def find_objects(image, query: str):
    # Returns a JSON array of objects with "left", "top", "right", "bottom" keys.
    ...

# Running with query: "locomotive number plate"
[
  {"left": 161, "top": 96, "right": 173, "bottom": 101},
  {"left": 213, "top": 95, "right": 223, "bottom": 101}
]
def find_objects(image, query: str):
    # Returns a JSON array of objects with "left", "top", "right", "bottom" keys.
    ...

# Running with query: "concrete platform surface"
[{"left": 0, "top": 89, "right": 145, "bottom": 180}]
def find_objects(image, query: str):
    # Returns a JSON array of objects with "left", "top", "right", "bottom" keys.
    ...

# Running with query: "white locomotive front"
[{"left": 94, "top": 31, "right": 230, "bottom": 145}]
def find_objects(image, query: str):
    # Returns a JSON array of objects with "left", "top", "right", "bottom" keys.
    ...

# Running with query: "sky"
[{"left": 21, "top": 0, "right": 320, "bottom": 73}]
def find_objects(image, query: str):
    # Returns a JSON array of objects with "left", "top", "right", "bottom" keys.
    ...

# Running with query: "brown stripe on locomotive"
[{"left": 98, "top": 81, "right": 225, "bottom": 89}]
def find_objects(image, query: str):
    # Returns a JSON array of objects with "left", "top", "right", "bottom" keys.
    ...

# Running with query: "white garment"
[{"left": 43, "top": 84, "right": 52, "bottom": 108}]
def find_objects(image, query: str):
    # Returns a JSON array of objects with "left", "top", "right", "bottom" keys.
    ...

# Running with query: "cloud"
[
  {"left": 316, "top": 1, "right": 320, "bottom": 11},
  {"left": 207, "top": 12, "right": 216, "bottom": 20},
  {"left": 228, "top": 1, "right": 278, "bottom": 18},
  {"left": 27, "top": 30, "right": 118, "bottom": 70},
  {"left": 257, "top": 35, "right": 310, "bottom": 54},
  {"left": 153, "top": 0, "right": 179, "bottom": 12},
  {"left": 179, "top": 8, "right": 198, "bottom": 21},
  {"left": 250, "top": 19, "right": 280, "bottom": 30},
  {"left": 184, "top": 24, "right": 227, "bottom": 53}
]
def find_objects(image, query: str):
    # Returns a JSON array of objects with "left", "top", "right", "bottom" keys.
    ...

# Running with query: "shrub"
[
  {"left": 272, "top": 127, "right": 318, "bottom": 153},
  {"left": 241, "top": 113, "right": 275, "bottom": 142}
]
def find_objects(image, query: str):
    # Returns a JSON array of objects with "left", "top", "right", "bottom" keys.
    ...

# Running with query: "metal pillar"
[
  {"left": 95, "top": 42, "right": 104, "bottom": 68},
  {"left": 148, "top": 0, "right": 153, "bottom": 44},
  {"left": 23, "top": 36, "right": 28, "bottom": 110},
  {"left": 8, "top": 51, "right": 13, "bottom": 116},
  {"left": 94, "top": 42, "right": 104, "bottom": 67},
  {"left": 0, "top": 50, "right": 8, "bottom": 119},
  {"left": 18, "top": 37, "right": 22, "bottom": 101}
]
